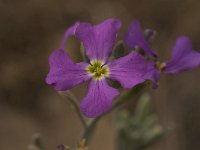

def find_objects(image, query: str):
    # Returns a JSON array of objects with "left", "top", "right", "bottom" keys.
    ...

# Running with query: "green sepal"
[
  {"left": 112, "top": 40, "right": 127, "bottom": 59},
  {"left": 80, "top": 43, "right": 90, "bottom": 63}
]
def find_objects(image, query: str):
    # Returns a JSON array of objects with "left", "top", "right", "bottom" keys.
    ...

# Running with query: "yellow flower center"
[{"left": 87, "top": 60, "right": 109, "bottom": 80}]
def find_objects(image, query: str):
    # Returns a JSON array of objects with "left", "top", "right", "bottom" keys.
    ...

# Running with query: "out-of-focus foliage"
[
  {"left": 116, "top": 94, "right": 168, "bottom": 150},
  {"left": 28, "top": 134, "right": 44, "bottom": 150}
]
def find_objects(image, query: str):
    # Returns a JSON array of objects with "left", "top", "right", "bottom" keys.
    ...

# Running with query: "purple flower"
[
  {"left": 124, "top": 20, "right": 200, "bottom": 88},
  {"left": 164, "top": 36, "right": 200, "bottom": 73},
  {"left": 124, "top": 20, "right": 157, "bottom": 58},
  {"left": 46, "top": 19, "right": 148, "bottom": 118}
]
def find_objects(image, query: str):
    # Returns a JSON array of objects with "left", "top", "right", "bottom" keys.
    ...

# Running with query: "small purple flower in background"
[
  {"left": 46, "top": 19, "right": 148, "bottom": 118},
  {"left": 124, "top": 21, "right": 157, "bottom": 58},
  {"left": 164, "top": 37, "right": 200, "bottom": 73},
  {"left": 124, "top": 20, "right": 200, "bottom": 88}
]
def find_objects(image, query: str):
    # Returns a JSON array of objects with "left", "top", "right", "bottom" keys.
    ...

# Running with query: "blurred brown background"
[{"left": 1, "top": 0, "right": 200, "bottom": 149}]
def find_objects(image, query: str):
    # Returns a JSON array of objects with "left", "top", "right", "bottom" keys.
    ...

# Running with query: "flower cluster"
[
  {"left": 46, "top": 19, "right": 200, "bottom": 118},
  {"left": 124, "top": 20, "right": 200, "bottom": 88}
]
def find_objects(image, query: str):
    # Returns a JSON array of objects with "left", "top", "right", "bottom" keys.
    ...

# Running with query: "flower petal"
[
  {"left": 46, "top": 49, "right": 90, "bottom": 91},
  {"left": 80, "top": 79, "right": 119, "bottom": 118},
  {"left": 60, "top": 22, "right": 80, "bottom": 49},
  {"left": 124, "top": 20, "right": 157, "bottom": 58},
  {"left": 108, "top": 52, "right": 148, "bottom": 88},
  {"left": 165, "top": 36, "right": 200, "bottom": 73},
  {"left": 143, "top": 63, "right": 160, "bottom": 89},
  {"left": 75, "top": 19, "right": 121, "bottom": 61}
]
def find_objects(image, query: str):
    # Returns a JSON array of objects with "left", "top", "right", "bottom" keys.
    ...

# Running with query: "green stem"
[
  {"left": 81, "top": 118, "right": 101, "bottom": 145},
  {"left": 59, "top": 91, "right": 87, "bottom": 129}
]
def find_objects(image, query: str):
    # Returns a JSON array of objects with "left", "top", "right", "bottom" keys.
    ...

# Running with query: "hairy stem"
[
  {"left": 59, "top": 91, "right": 87, "bottom": 129},
  {"left": 81, "top": 118, "right": 101, "bottom": 145}
]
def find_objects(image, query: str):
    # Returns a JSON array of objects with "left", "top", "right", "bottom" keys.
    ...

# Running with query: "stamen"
[
  {"left": 86, "top": 60, "right": 109, "bottom": 80},
  {"left": 156, "top": 61, "right": 166, "bottom": 71}
]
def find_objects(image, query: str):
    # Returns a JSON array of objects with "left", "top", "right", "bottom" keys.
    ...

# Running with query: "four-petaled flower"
[
  {"left": 124, "top": 20, "right": 200, "bottom": 88},
  {"left": 46, "top": 19, "right": 148, "bottom": 118}
]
